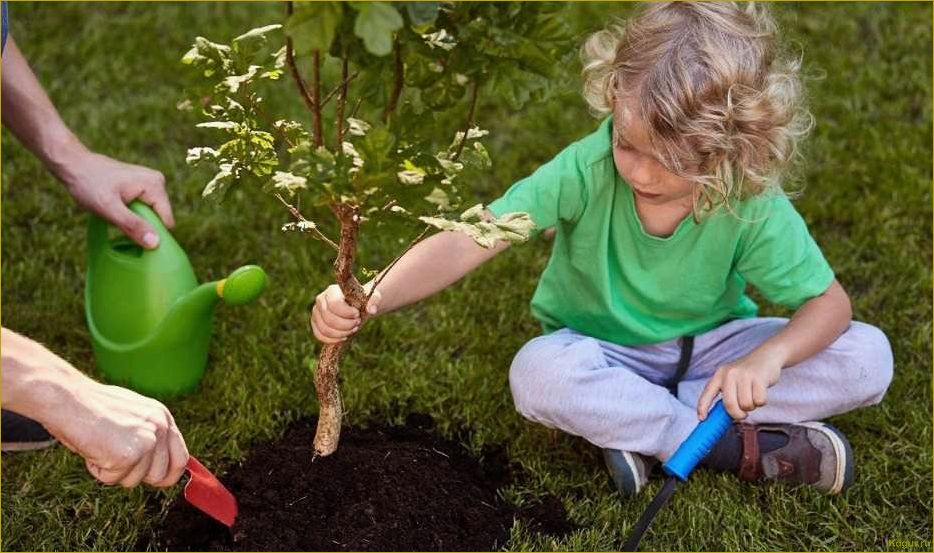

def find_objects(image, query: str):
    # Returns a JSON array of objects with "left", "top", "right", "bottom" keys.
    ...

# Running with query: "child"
[{"left": 311, "top": 2, "right": 893, "bottom": 496}]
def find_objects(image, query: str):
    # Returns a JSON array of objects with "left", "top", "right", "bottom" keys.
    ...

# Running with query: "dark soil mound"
[{"left": 155, "top": 415, "right": 575, "bottom": 551}]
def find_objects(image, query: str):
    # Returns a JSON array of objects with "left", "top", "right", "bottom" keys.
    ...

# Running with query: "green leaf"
[
  {"left": 221, "top": 65, "right": 261, "bottom": 93},
  {"left": 422, "top": 29, "right": 456, "bottom": 51},
  {"left": 286, "top": 2, "right": 343, "bottom": 55},
  {"left": 419, "top": 204, "right": 535, "bottom": 248},
  {"left": 186, "top": 147, "right": 218, "bottom": 166},
  {"left": 197, "top": 121, "right": 239, "bottom": 131},
  {"left": 181, "top": 36, "right": 234, "bottom": 77},
  {"left": 397, "top": 169, "right": 426, "bottom": 186},
  {"left": 460, "top": 141, "right": 492, "bottom": 171},
  {"left": 182, "top": 37, "right": 231, "bottom": 65},
  {"left": 358, "top": 125, "right": 395, "bottom": 172},
  {"left": 424, "top": 187, "right": 452, "bottom": 210},
  {"left": 275, "top": 119, "right": 311, "bottom": 146},
  {"left": 346, "top": 117, "right": 372, "bottom": 137},
  {"left": 352, "top": 2, "right": 403, "bottom": 56},
  {"left": 271, "top": 46, "right": 287, "bottom": 69},
  {"left": 203, "top": 162, "right": 236, "bottom": 198},
  {"left": 342, "top": 141, "right": 365, "bottom": 176},
  {"left": 404, "top": 2, "right": 439, "bottom": 32},
  {"left": 271, "top": 171, "right": 308, "bottom": 197},
  {"left": 233, "top": 24, "right": 283, "bottom": 44}
]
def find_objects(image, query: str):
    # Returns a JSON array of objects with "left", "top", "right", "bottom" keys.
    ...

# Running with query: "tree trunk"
[{"left": 313, "top": 203, "right": 368, "bottom": 456}]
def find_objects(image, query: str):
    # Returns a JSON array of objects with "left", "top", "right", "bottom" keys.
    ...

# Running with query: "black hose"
[{"left": 622, "top": 476, "right": 679, "bottom": 551}]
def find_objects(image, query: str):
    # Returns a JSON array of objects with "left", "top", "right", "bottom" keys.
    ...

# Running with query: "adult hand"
[
  {"left": 42, "top": 379, "right": 189, "bottom": 488},
  {"left": 695, "top": 351, "right": 783, "bottom": 421},
  {"left": 0, "top": 37, "right": 174, "bottom": 248},
  {"left": 60, "top": 151, "right": 175, "bottom": 249}
]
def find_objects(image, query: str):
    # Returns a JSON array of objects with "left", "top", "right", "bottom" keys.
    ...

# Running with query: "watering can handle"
[{"left": 87, "top": 201, "right": 172, "bottom": 258}]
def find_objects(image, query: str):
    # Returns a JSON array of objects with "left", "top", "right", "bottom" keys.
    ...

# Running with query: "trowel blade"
[{"left": 184, "top": 456, "right": 238, "bottom": 527}]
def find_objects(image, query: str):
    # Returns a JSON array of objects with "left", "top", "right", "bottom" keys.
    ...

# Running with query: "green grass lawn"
[{"left": 2, "top": 2, "right": 931, "bottom": 551}]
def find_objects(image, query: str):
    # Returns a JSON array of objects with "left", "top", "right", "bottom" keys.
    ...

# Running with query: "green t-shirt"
[{"left": 488, "top": 117, "right": 835, "bottom": 345}]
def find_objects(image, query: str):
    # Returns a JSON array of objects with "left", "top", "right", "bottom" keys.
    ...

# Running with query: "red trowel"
[{"left": 184, "top": 457, "right": 238, "bottom": 527}]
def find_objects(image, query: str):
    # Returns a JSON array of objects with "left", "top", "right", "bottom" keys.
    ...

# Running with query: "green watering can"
[{"left": 85, "top": 201, "right": 267, "bottom": 397}]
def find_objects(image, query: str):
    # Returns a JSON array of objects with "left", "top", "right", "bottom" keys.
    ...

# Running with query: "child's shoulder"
[
  {"left": 697, "top": 189, "right": 807, "bottom": 245},
  {"left": 724, "top": 189, "right": 816, "bottom": 249},
  {"left": 551, "top": 117, "right": 614, "bottom": 172},
  {"left": 575, "top": 117, "right": 615, "bottom": 167},
  {"left": 733, "top": 189, "right": 802, "bottom": 222}
]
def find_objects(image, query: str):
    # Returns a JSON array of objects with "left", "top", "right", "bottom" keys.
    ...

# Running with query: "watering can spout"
[
  {"left": 215, "top": 265, "right": 268, "bottom": 306},
  {"left": 163, "top": 265, "right": 268, "bottom": 335}
]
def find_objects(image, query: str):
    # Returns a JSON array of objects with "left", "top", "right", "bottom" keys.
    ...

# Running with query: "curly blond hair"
[{"left": 581, "top": 2, "right": 813, "bottom": 215}]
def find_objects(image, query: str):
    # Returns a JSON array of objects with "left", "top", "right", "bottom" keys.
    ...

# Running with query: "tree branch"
[
  {"left": 335, "top": 58, "right": 350, "bottom": 147},
  {"left": 285, "top": 2, "right": 317, "bottom": 124},
  {"left": 452, "top": 80, "right": 480, "bottom": 162},
  {"left": 311, "top": 50, "right": 324, "bottom": 147},
  {"left": 275, "top": 192, "right": 339, "bottom": 251},
  {"left": 350, "top": 97, "right": 364, "bottom": 120},
  {"left": 322, "top": 67, "right": 358, "bottom": 111},
  {"left": 381, "top": 42, "right": 404, "bottom": 123}
]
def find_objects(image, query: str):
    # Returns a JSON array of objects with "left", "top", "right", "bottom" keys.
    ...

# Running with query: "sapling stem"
[{"left": 313, "top": 203, "right": 368, "bottom": 456}]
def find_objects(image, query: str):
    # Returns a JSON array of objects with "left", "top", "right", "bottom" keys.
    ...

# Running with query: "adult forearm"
[
  {"left": 2, "top": 328, "right": 190, "bottom": 487},
  {"left": 0, "top": 37, "right": 88, "bottom": 178},
  {"left": 368, "top": 229, "right": 509, "bottom": 315},
  {"left": 750, "top": 279, "right": 853, "bottom": 369},
  {"left": 1, "top": 327, "right": 89, "bottom": 426}
]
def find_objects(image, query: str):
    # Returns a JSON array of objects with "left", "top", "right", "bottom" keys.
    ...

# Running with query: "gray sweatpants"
[{"left": 508, "top": 318, "right": 893, "bottom": 462}]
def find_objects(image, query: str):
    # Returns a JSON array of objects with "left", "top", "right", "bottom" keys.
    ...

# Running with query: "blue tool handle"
[{"left": 662, "top": 400, "right": 732, "bottom": 481}]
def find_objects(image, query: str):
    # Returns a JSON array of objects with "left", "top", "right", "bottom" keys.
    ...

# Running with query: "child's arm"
[
  {"left": 696, "top": 279, "right": 852, "bottom": 421},
  {"left": 311, "top": 227, "right": 511, "bottom": 344}
]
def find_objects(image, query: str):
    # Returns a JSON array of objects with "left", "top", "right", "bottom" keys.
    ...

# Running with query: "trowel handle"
[
  {"left": 662, "top": 400, "right": 732, "bottom": 481},
  {"left": 87, "top": 201, "right": 171, "bottom": 255}
]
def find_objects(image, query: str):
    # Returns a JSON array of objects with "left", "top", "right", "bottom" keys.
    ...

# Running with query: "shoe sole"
[
  {"left": 1, "top": 439, "right": 57, "bottom": 452},
  {"left": 622, "top": 451, "right": 644, "bottom": 494},
  {"left": 798, "top": 421, "right": 853, "bottom": 495},
  {"left": 603, "top": 449, "right": 645, "bottom": 495}
]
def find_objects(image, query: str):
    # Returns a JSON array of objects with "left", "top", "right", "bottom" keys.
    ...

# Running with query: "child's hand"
[
  {"left": 696, "top": 353, "right": 783, "bottom": 421},
  {"left": 310, "top": 284, "right": 382, "bottom": 345}
]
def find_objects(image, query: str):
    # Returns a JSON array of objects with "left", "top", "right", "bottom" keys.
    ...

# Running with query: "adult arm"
[
  {"left": 1, "top": 36, "right": 174, "bottom": 247},
  {"left": 1, "top": 328, "right": 189, "bottom": 487}
]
